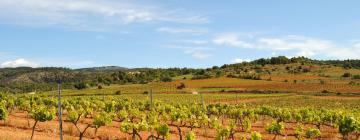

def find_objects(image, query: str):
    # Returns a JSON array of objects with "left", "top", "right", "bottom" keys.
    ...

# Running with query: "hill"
[{"left": 1, "top": 56, "right": 360, "bottom": 93}]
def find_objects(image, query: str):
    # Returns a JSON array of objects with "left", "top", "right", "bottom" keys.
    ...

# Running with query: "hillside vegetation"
[{"left": 1, "top": 56, "right": 360, "bottom": 93}]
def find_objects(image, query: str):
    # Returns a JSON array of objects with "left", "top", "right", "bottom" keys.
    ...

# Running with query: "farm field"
[
  {"left": 0, "top": 93, "right": 360, "bottom": 140},
  {"left": 1, "top": 72, "right": 360, "bottom": 140},
  {"left": 1, "top": 57, "right": 360, "bottom": 140}
]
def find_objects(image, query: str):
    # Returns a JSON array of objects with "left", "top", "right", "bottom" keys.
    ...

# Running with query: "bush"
[
  {"left": 74, "top": 82, "right": 87, "bottom": 90},
  {"left": 115, "top": 90, "right": 121, "bottom": 95},
  {"left": 177, "top": 83, "right": 186, "bottom": 89},
  {"left": 156, "top": 124, "right": 170, "bottom": 138},
  {"left": 305, "top": 128, "right": 321, "bottom": 138},
  {"left": 321, "top": 90, "right": 330, "bottom": 93},
  {"left": 265, "top": 121, "right": 284, "bottom": 135},
  {"left": 0, "top": 106, "right": 8, "bottom": 120},
  {"left": 338, "top": 116, "right": 358, "bottom": 139},
  {"left": 185, "top": 131, "right": 196, "bottom": 140},
  {"left": 250, "top": 131, "right": 262, "bottom": 140},
  {"left": 342, "top": 72, "right": 351, "bottom": 77},
  {"left": 97, "top": 85, "right": 103, "bottom": 89},
  {"left": 353, "top": 74, "right": 360, "bottom": 79},
  {"left": 160, "top": 76, "right": 172, "bottom": 82}
]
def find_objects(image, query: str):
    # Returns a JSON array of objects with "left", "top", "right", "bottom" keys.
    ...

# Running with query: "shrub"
[
  {"left": 342, "top": 72, "right": 351, "bottom": 77},
  {"left": 156, "top": 124, "right": 170, "bottom": 139},
  {"left": 0, "top": 106, "right": 8, "bottom": 120},
  {"left": 266, "top": 121, "right": 284, "bottom": 135},
  {"left": 250, "top": 131, "right": 262, "bottom": 140},
  {"left": 74, "top": 82, "right": 87, "bottom": 90},
  {"left": 294, "top": 124, "right": 304, "bottom": 139},
  {"left": 160, "top": 76, "right": 172, "bottom": 82},
  {"left": 338, "top": 116, "right": 358, "bottom": 139},
  {"left": 177, "top": 83, "right": 186, "bottom": 89},
  {"left": 97, "top": 85, "right": 103, "bottom": 89},
  {"left": 185, "top": 131, "right": 196, "bottom": 140},
  {"left": 353, "top": 74, "right": 360, "bottom": 79},
  {"left": 321, "top": 90, "right": 330, "bottom": 93},
  {"left": 215, "top": 127, "right": 230, "bottom": 140},
  {"left": 305, "top": 128, "right": 321, "bottom": 138},
  {"left": 115, "top": 90, "right": 122, "bottom": 95}
]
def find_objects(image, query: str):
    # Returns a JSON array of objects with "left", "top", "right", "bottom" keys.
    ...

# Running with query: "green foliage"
[
  {"left": 93, "top": 112, "right": 113, "bottom": 128},
  {"left": 215, "top": 127, "right": 230, "bottom": 140},
  {"left": 294, "top": 124, "right": 304, "bottom": 139},
  {"left": 305, "top": 128, "right": 321, "bottom": 138},
  {"left": 185, "top": 131, "right": 196, "bottom": 140},
  {"left": 160, "top": 75, "right": 172, "bottom": 82},
  {"left": 338, "top": 116, "right": 359, "bottom": 138},
  {"left": 265, "top": 121, "right": 284, "bottom": 135},
  {"left": 74, "top": 82, "right": 88, "bottom": 90},
  {"left": 156, "top": 124, "right": 170, "bottom": 138},
  {"left": 242, "top": 117, "right": 252, "bottom": 132},
  {"left": 0, "top": 105, "right": 8, "bottom": 120},
  {"left": 250, "top": 131, "right": 262, "bottom": 140},
  {"left": 353, "top": 74, "right": 360, "bottom": 79},
  {"left": 30, "top": 106, "right": 55, "bottom": 122}
]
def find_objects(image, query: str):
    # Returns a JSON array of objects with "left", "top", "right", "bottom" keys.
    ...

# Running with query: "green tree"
[{"left": 29, "top": 106, "right": 55, "bottom": 140}]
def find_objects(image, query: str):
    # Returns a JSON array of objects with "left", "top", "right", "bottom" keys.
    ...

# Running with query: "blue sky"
[{"left": 0, "top": 0, "right": 360, "bottom": 68}]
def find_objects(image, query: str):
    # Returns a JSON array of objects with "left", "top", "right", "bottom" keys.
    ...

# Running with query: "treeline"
[{"left": 222, "top": 56, "right": 360, "bottom": 69}]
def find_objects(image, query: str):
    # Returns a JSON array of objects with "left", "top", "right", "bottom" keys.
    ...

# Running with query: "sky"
[{"left": 0, "top": 0, "right": 360, "bottom": 68}]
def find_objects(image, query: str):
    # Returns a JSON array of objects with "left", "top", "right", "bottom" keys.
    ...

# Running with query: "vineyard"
[
  {"left": 0, "top": 93, "right": 359, "bottom": 140},
  {"left": 1, "top": 58, "right": 360, "bottom": 140}
]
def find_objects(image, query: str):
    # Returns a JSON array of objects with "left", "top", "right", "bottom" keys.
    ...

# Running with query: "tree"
[
  {"left": 338, "top": 116, "right": 358, "bottom": 140},
  {"left": 93, "top": 112, "right": 113, "bottom": 135},
  {"left": 66, "top": 109, "right": 90, "bottom": 140},
  {"left": 29, "top": 106, "right": 55, "bottom": 140}
]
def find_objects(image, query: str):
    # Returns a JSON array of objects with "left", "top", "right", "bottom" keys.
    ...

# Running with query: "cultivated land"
[{"left": 0, "top": 57, "right": 360, "bottom": 140}]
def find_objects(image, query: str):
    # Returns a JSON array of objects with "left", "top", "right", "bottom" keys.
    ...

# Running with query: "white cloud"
[
  {"left": 1, "top": 58, "right": 39, "bottom": 68},
  {"left": 181, "top": 40, "right": 209, "bottom": 45},
  {"left": 157, "top": 27, "right": 207, "bottom": 34},
  {"left": 166, "top": 45, "right": 212, "bottom": 59},
  {"left": 0, "top": 0, "right": 208, "bottom": 31},
  {"left": 231, "top": 58, "right": 251, "bottom": 63},
  {"left": 212, "top": 33, "right": 360, "bottom": 59},
  {"left": 213, "top": 33, "right": 253, "bottom": 48},
  {"left": 189, "top": 52, "right": 212, "bottom": 59}
]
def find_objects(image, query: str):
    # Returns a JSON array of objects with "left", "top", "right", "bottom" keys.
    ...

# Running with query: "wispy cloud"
[
  {"left": 157, "top": 27, "right": 208, "bottom": 34},
  {"left": 213, "top": 33, "right": 360, "bottom": 59},
  {"left": 213, "top": 33, "right": 253, "bottom": 48},
  {"left": 1, "top": 58, "right": 39, "bottom": 68},
  {"left": 166, "top": 45, "right": 212, "bottom": 59},
  {"left": 0, "top": 0, "right": 208, "bottom": 31}
]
